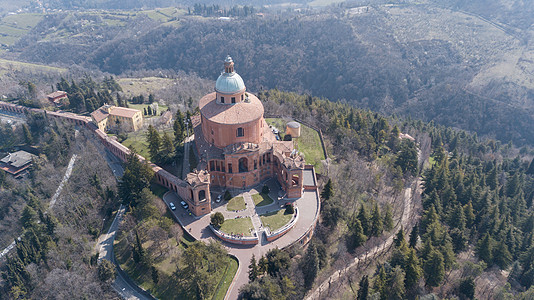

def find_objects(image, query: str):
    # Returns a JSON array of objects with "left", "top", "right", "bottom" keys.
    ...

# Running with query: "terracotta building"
[
  {"left": 193, "top": 56, "right": 306, "bottom": 199},
  {"left": 46, "top": 91, "right": 68, "bottom": 107},
  {"left": 91, "top": 105, "right": 143, "bottom": 132}
]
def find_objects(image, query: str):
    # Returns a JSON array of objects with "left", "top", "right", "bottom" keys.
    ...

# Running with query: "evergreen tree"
[
  {"left": 458, "top": 277, "right": 475, "bottom": 300},
  {"left": 118, "top": 150, "right": 154, "bottom": 206},
  {"left": 20, "top": 206, "right": 37, "bottom": 229},
  {"left": 147, "top": 105, "right": 153, "bottom": 116},
  {"left": 424, "top": 249, "right": 444, "bottom": 287},
  {"left": 248, "top": 254, "right": 259, "bottom": 282},
  {"left": 302, "top": 242, "right": 319, "bottom": 289},
  {"left": 383, "top": 204, "right": 394, "bottom": 231},
  {"left": 347, "top": 217, "right": 367, "bottom": 252},
  {"left": 493, "top": 240, "right": 512, "bottom": 269},
  {"left": 358, "top": 205, "right": 370, "bottom": 236},
  {"left": 174, "top": 110, "right": 185, "bottom": 145},
  {"left": 404, "top": 248, "right": 422, "bottom": 290},
  {"left": 409, "top": 223, "right": 419, "bottom": 248},
  {"left": 22, "top": 124, "right": 33, "bottom": 145},
  {"left": 321, "top": 179, "right": 333, "bottom": 201},
  {"left": 388, "top": 266, "right": 406, "bottom": 300},
  {"left": 161, "top": 132, "right": 175, "bottom": 163},
  {"left": 476, "top": 233, "right": 494, "bottom": 265},
  {"left": 370, "top": 203, "right": 383, "bottom": 237},
  {"left": 394, "top": 227, "right": 407, "bottom": 248},
  {"left": 146, "top": 125, "right": 161, "bottom": 162},
  {"left": 357, "top": 275, "right": 369, "bottom": 300},
  {"left": 372, "top": 265, "right": 387, "bottom": 298}
]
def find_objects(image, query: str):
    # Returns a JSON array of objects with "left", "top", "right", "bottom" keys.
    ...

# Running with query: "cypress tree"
[
  {"left": 370, "top": 203, "right": 383, "bottom": 237},
  {"left": 358, "top": 205, "right": 370, "bottom": 236},
  {"left": 248, "top": 254, "right": 258, "bottom": 282},
  {"left": 347, "top": 218, "right": 367, "bottom": 252},
  {"left": 302, "top": 242, "right": 319, "bottom": 289},
  {"left": 321, "top": 179, "right": 333, "bottom": 201},
  {"left": 357, "top": 275, "right": 369, "bottom": 300},
  {"left": 383, "top": 204, "right": 394, "bottom": 231},
  {"left": 409, "top": 223, "right": 419, "bottom": 248}
]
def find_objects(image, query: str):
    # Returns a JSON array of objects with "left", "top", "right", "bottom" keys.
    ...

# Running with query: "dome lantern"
[{"left": 215, "top": 56, "right": 246, "bottom": 101}]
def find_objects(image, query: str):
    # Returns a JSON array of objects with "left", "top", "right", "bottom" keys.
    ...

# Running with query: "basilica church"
[{"left": 186, "top": 56, "right": 309, "bottom": 216}]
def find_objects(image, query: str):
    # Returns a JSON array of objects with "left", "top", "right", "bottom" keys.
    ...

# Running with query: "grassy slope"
[
  {"left": 265, "top": 118, "right": 325, "bottom": 171},
  {"left": 120, "top": 128, "right": 174, "bottom": 159},
  {"left": 0, "top": 13, "right": 43, "bottom": 46}
]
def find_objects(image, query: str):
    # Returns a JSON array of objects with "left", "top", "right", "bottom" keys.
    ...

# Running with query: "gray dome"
[
  {"left": 287, "top": 121, "right": 300, "bottom": 129},
  {"left": 215, "top": 72, "right": 246, "bottom": 94}
]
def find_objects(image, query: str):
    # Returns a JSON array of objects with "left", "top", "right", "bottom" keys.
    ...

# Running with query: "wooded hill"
[{"left": 7, "top": 3, "right": 534, "bottom": 146}]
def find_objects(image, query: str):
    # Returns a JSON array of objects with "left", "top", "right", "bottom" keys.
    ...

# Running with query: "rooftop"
[
  {"left": 199, "top": 92, "right": 263, "bottom": 125},
  {"left": 47, "top": 91, "right": 67, "bottom": 99},
  {"left": 1, "top": 150, "right": 35, "bottom": 168}
]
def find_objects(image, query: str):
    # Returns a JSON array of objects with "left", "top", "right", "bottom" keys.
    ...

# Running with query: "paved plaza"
[{"left": 163, "top": 178, "right": 320, "bottom": 299}]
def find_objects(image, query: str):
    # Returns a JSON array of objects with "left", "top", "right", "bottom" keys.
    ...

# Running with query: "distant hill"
[{"left": 5, "top": 3, "right": 534, "bottom": 145}]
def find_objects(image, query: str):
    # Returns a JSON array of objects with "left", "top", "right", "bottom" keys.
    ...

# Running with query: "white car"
[
  {"left": 216, "top": 194, "right": 223, "bottom": 203},
  {"left": 169, "top": 202, "right": 176, "bottom": 211},
  {"left": 180, "top": 201, "right": 189, "bottom": 209}
]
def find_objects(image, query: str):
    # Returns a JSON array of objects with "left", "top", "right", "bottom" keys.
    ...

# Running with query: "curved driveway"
[{"left": 163, "top": 179, "right": 320, "bottom": 300}]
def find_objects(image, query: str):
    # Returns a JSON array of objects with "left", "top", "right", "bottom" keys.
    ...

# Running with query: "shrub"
[
  {"left": 262, "top": 185, "right": 270, "bottom": 195},
  {"left": 211, "top": 212, "right": 225, "bottom": 227},
  {"left": 285, "top": 203, "right": 295, "bottom": 214},
  {"left": 224, "top": 190, "right": 232, "bottom": 201}
]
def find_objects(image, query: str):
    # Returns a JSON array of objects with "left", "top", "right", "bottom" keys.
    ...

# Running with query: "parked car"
[
  {"left": 180, "top": 200, "right": 189, "bottom": 209},
  {"left": 169, "top": 202, "right": 176, "bottom": 211},
  {"left": 216, "top": 194, "right": 223, "bottom": 203}
]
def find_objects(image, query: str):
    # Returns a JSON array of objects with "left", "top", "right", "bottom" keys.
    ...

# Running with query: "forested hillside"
[
  {"left": 243, "top": 90, "right": 534, "bottom": 299},
  {"left": 0, "top": 113, "right": 118, "bottom": 298},
  {"left": 7, "top": 3, "right": 534, "bottom": 146}
]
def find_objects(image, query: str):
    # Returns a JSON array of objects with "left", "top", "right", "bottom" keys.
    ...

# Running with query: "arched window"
[
  {"left": 237, "top": 127, "right": 244, "bottom": 137},
  {"left": 199, "top": 190, "right": 206, "bottom": 201},
  {"left": 239, "top": 157, "right": 248, "bottom": 173}
]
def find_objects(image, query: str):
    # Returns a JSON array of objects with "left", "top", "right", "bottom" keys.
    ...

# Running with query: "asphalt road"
[{"left": 96, "top": 145, "right": 154, "bottom": 300}]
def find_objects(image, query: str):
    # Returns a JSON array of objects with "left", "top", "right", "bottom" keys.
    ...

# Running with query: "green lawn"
[
  {"left": 265, "top": 118, "right": 325, "bottom": 172},
  {"left": 219, "top": 217, "right": 253, "bottom": 237},
  {"left": 260, "top": 209, "right": 293, "bottom": 232},
  {"left": 213, "top": 256, "right": 239, "bottom": 300},
  {"left": 120, "top": 128, "right": 174, "bottom": 159},
  {"left": 226, "top": 196, "right": 246, "bottom": 211},
  {"left": 252, "top": 193, "right": 274, "bottom": 207}
]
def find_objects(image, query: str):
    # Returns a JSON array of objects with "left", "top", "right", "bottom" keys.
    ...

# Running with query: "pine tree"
[
  {"left": 388, "top": 266, "right": 406, "bottom": 300},
  {"left": 147, "top": 105, "right": 152, "bottom": 116},
  {"left": 146, "top": 125, "right": 161, "bottom": 162},
  {"left": 22, "top": 124, "right": 33, "bottom": 145},
  {"left": 321, "top": 179, "right": 333, "bottom": 201},
  {"left": 409, "top": 223, "right": 419, "bottom": 248},
  {"left": 358, "top": 205, "right": 370, "bottom": 236},
  {"left": 404, "top": 248, "right": 421, "bottom": 290},
  {"left": 383, "top": 204, "right": 394, "bottom": 231},
  {"left": 161, "top": 132, "right": 175, "bottom": 163},
  {"left": 347, "top": 218, "right": 367, "bottom": 252},
  {"left": 424, "top": 249, "right": 444, "bottom": 287},
  {"left": 476, "top": 233, "right": 494, "bottom": 265},
  {"left": 372, "top": 265, "right": 387, "bottom": 298},
  {"left": 493, "top": 240, "right": 512, "bottom": 269},
  {"left": 357, "top": 275, "right": 369, "bottom": 300},
  {"left": 370, "top": 203, "right": 383, "bottom": 237},
  {"left": 248, "top": 254, "right": 258, "bottom": 282},
  {"left": 394, "top": 227, "right": 407, "bottom": 248},
  {"left": 303, "top": 242, "right": 319, "bottom": 289}
]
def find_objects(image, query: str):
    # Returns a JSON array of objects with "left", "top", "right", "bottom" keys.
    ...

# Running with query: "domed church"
[{"left": 189, "top": 56, "right": 309, "bottom": 215}]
